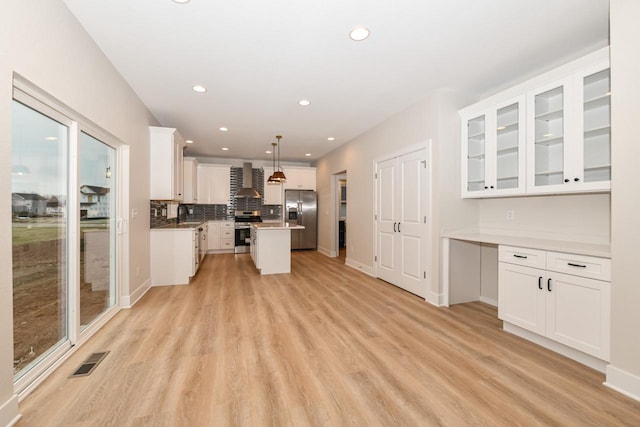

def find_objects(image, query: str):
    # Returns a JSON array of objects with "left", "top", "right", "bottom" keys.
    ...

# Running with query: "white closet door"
[
  {"left": 397, "top": 150, "right": 428, "bottom": 296},
  {"left": 376, "top": 157, "right": 399, "bottom": 285},
  {"left": 376, "top": 147, "right": 429, "bottom": 297}
]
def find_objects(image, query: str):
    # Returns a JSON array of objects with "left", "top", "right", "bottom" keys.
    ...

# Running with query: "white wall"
[
  {"left": 477, "top": 194, "right": 610, "bottom": 243},
  {"left": 0, "top": 1, "right": 156, "bottom": 423},
  {"left": 608, "top": 0, "right": 640, "bottom": 398}
]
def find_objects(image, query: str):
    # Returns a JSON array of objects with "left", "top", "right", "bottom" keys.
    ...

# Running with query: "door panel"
[
  {"left": 546, "top": 271, "right": 610, "bottom": 360},
  {"left": 79, "top": 132, "right": 117, "bottom": 329},
  {"left": 498, "top": 263, "right": 546, "bottom": 335},
  {"left": 12, "top": 100, "right": 71, "bottom": 380},
  {"left": 378, "top": 232, "right": 395, "bottom": 272},
  {"left": 376, "top": 148, "right": 428, "bottom": 297},
  {"left": 299, "top": 190, "right": 317, "bottom": 249}
]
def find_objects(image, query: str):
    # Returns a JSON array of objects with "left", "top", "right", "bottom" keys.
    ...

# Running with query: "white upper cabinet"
[
  {"left": 150, "top": 126, "right": 184, "bottom": 201},
  {"left": 197, "top": 164, "right": 231, "bottom": 205},
  {"left": 183, "top": 157, "right": 198, "bottom": 203},
  {"left": 262, "top": 168, "right": 283, "bottom": 205},
  {"left": 460, "top": 48, "right": 610, "bottom": 198},
  {"left": 282, "top": 166, "right": 316, "bottom": 190},
  {"left": 462, "top": 96, "right": 526, "bottom": 198},
  {"left": 527, "top": 63, "right": 611, "bottom": 194}
]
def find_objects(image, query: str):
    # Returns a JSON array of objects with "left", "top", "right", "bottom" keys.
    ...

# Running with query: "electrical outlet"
[
  {"left": 506, "top": 210, "right": 515, "bottom": 220},
  {"left": 270, "top": 209, "right": 274, "bottom": 214}
]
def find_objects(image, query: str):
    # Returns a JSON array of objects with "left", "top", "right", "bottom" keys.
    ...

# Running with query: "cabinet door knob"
[
  {"left": 564, "top": 179, "right": 570, "bottom": 183},
  {"left": 574, "top": 177, "right": 580, "bottom": 182},
  {"left": 484, "top": 186, "right": 488, "bottom": 189},
  {"left": 490, "top": 186, "right": 494, "bottom": 189}
]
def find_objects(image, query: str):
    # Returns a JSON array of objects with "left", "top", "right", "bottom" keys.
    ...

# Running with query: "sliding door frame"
[{"left": 12, "top": 75, "right": 129, "bottom": 397}]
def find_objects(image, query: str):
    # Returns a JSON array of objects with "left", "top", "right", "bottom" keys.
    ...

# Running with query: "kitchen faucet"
[{"left": 177, "top": 204, "right": 189, "bottom": 224}]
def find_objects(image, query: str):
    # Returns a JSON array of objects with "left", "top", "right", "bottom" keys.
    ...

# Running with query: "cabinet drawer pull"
[
  {"left": 547, "top": 278, "right": 552, "bottom": 292},
  {"left": 513, "top": 254, "right": 528, "bottom": 259},
  {"left": 538, "top": 276, "right": 543, "bottom": 290},
  {"left": 567, "top": 262, "right": 587, "bottom": 268}
]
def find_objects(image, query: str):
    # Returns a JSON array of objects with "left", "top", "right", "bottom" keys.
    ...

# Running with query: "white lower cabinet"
[
  {"left": 498, "top": 245, "right": 610, "bottom": 361},
  {"left": 150, "top": 229, "right": 197, "bottom": 286},
  {"left": 208, "top": 221, "right": 234, "bottom": 252}
]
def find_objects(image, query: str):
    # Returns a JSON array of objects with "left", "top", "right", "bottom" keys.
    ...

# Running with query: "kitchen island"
[{"left": 250, "top": 223, "right": 305, "bottom": 275}]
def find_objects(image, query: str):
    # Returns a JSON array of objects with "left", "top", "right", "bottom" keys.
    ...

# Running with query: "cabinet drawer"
[
  {"left": 221, "top": 229, "right": 233, "bottom": 238},
  {"left": 499, "top": 246, "right": 546, "bottom": 269},
  {"left": 220, "top": 222, "right": 234, "bottom": 229},
  {"left": 220, "top": 238, "right": 234, "bottom": 249},
  {"left": 546, "top": 251, "right": 611, "bottom": 281}
]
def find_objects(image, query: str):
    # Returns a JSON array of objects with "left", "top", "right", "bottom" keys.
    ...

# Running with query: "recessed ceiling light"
[
  {"left": 219, "top": 127, "right": 228, "bottom": 132},
  {"left": 305, "top": 153, "right": 312, "bottom": 157},
  {"left": 172, "top": 0, "right": 190, "bottom": 3},
  {"left": 45, "top": 136, "right": 58, "bottom": 141},
  {"left": 327, "top": 137, "right": 335, "bottom": 141},
  {"left": 266, "top": 150, "right": 272, "bottom": 154},
  {"left": 221, "top": 147, "right": 229, "bottom": 151},
  {"left": 298, "top": 99, "right": 311, "bottom": 106},
  {"left": 192, "top": 85, "right": 207, "bottom": 93},
  {"left": 185, "top": 140, "right": 194, "bottom": 144},
  {"left": 349, "top": 26, "right": 370, "bottom": 41}
]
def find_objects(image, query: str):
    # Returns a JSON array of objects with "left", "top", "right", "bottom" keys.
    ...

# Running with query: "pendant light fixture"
[
  {"left": 267, "top": 142, "right": 279, "bottom": 184},
  {"left": 271, "top": 135, "right": 286, "bottom": 183}
]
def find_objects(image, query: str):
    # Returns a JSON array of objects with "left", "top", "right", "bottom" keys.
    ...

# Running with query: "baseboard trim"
[
  {"left": 425, "top": 291, "right": 441, "bottom": 307},
  {"left": 503, "top": 322, "right": 607, "bottom": 373},
  {"left": 317, "top": 246, "right": 336, "bottom": 258},
  {"left": 121, "top": 278, "right": 150, "bottom": 308},
  {"left": 479, "top": 296, "right": 498, "bottom": 307},
  {"left": 605, "top": 365, "right": 640, "bottom": 402},
  {"left": 345, "top": 258, "right": 375, "bottom": 277},
  {"left": 0, "top": 394, "right": 20, "bottom": 427}
]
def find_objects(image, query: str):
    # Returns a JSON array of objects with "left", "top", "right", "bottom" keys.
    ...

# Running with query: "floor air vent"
[{"left": 69, "top": 351, "right": 109, "bottom": 378}]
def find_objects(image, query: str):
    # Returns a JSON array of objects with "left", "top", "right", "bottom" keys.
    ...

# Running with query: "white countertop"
[
  {"left": 442, "top": 229, "right": 610, "bottom": 258},
  {"left": 251, "top": 222, "right": 305, "bottom": 230},
  {"left": 152, "top": 221, "right": 206, "bottom": 230}
]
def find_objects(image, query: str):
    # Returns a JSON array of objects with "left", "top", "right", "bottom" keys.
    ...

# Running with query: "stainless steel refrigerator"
[{"left": 285, "top": 190, "right": 317, "bottom": 250}]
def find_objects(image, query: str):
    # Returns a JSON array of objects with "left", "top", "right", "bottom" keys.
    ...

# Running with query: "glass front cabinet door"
[
  {"left": 527, "top": 64, "right": 610, "bottom": 194},
  {"left": 461, "top": 96, "right": 526, "bottom": 198}
]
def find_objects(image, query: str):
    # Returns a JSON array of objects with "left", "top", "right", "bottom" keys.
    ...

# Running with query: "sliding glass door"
[
  {"left": 12, "top": 93, "right": 121, "bottom": 387},
  {"left": 79, "top": 132, "right": 117, "bottom": 329},
  {"left": 12, "top": 100, "right": 71, "bottom": 380}
]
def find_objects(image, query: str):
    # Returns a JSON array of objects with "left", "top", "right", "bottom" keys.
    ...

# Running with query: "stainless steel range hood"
[{"left": 235, "top": 162, "right": 262, "bottom": 198}]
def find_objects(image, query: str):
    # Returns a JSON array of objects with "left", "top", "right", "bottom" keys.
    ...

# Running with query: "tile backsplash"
[{"left": 150, "top": 167, "right": 282, "bottom": 227}]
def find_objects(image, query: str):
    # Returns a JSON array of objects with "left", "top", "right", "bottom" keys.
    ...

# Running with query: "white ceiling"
[{"left": 63, "top": 0, "right": 609, "bottom": 162}]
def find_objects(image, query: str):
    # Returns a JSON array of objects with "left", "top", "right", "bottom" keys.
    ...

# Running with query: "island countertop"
[{"left": 251, "top": 223, "right": 305, "bottom": 230}]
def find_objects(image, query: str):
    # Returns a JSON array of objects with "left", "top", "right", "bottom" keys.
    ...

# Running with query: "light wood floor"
[{"left": 18, "top": 252, "right": 640, "bottom": 426}]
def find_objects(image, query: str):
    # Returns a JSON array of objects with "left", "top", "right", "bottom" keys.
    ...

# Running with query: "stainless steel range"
[{"left": 234, "top": 210, "right": 262, "bottom": 253}]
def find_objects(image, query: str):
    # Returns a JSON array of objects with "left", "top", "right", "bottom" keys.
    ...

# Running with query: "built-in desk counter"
[
  {"left": 442, "top": 229, "right": 612, "bottom": 372},
  {"left": 250, "top": 223, "right": 305, "bottom": 275}
]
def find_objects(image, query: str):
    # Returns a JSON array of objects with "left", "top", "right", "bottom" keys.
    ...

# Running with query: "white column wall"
[{"left": 607, "top": 0, "right": 640, "bottom": 401}]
